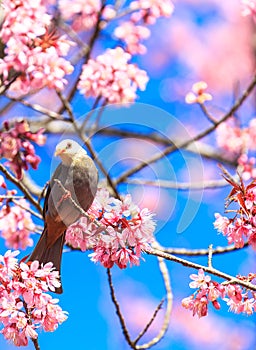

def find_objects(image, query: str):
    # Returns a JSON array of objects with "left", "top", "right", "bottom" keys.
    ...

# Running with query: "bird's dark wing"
[{"left": 43, "top": 164, "right": 63, "bottom": 218}]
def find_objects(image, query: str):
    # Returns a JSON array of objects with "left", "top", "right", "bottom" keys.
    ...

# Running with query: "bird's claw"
[{"left": 57, "top": 191, "right": 71, "bottom": 207}]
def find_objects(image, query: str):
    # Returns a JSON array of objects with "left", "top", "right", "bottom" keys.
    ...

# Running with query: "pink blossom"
[
  {"left": 0, "top": 250, "right": 67, "bottom": 346},
  {"left": 226, "top": 284, "right": 243, "bottom": 303},
  {"left": 238, "top": 154, "right": 256, "bottom": 181},
  {"left": 227, "top": 219, "right": 252, "bottom": 248},
  {"left": 130, "top": 0, "right": 174, "bottom": 24},
  {"left": 189, "top": 269, "right": 211, "bottom": 289},
  {"left": 0, "top": 0, "right": 51, "bottom": 44},
  {"left": 208, "top": 282, "right": 224, "bottom": 301},
  {"left": 0, "top": 199, "right": 35, "bottom": 250},
  {"left": 182, "top": 291, "right": 209, "bottom": 318},
  {"left": 183, "top": 271, "right": 256, "bottom": 318},
  {"left": 248, "top": 229, "right": 256, "bottom": 249},
  {"left": 65, "top": 217, "right": 99, "bottom": 251},
  {"left": 0, "top": 250, "right": 20, "bottom": 276},
  {"left": 78, "top": 47, "right": 149, "bottom": 104},
  {"left": 59, "top": 0, "right": 101, "bottom": 32},
  {"left": 114, "top": 22, "right": 150, "bottom": 55},
  {"left": 66, "top": 188, "right": 155, "bottom": 269},
  {"left": 0, "top": 120, "right": 46, "bottom": 178},
  {"left": 101, "top": 5, "right": 117, "bottom": 21},
  {"left": 214, "top": 176, "right": 256, "bottom": 250},
  {"left": 216, "top": 121, "right": 245, "bottom": 155},
  {"left": 213, "top": 213, "right": 230, "bottom": 235},
  {"left": 224, "top": 293, "right": 255, "bottom": 315},
  {"left": 0, "top": 1, "right": 74, "bottom": 92},
  {"left": 185, "top": 81, "right": 212, "bottom": 104},
  {"left": 216, "top": 118, "right": 256, "bottom": 156}
]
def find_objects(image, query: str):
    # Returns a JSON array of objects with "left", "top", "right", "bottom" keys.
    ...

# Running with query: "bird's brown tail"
[{"left": 29, "top": 228, "right": 66, "bottom": 294}]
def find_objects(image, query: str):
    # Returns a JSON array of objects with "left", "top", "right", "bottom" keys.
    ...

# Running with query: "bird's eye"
[{"left": 66, "top": 142, "right": 72, "bottom": 149}]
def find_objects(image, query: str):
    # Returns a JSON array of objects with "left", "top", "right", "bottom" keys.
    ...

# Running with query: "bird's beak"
[{"left": 54, "top": 148, "right": 64, "bottom": 157}]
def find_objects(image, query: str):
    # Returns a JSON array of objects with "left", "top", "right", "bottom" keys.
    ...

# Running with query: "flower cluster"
[
  {"left": 114, "top": 22, "right": 151, "bottom": 55},
  {"left": 65, "top": 188, "right": 156, "bottom": 269},
  {"left": 0, "top": 198, "right": 35, "bottom": 250},
  {"left": 130, "top": 0, "right": 174, "bottom": 24},
  {"left": 213, "top": 175, "right": 256, "bottom": 249},
  {"left": 182, "top": 269, "right": 255, "bottom": 318},
  {"left": 216, "top": 117, "right": 256, "bottom": 156},
  {"left": 78, "top": 47, "right": 149, "bottom": 104},
  {"left": 59, "top": 0, "right": 101, "bottom": 32},
  {"left": 0, "top": 119, "right": 46, "bottom": 178},
  {"left": 0, "top": 0, "right": 74, "bottom": 92},
  {"left": 112, "top": 0, "right": 174, "bottom": 55},
  {"left": 0, "top": 250, "right": 67, "bottom": 347},
  {"left": 238, "top": 154, "right": 256, "bottom": 181},
  {"left": 185, "top": 81, "right": 212, "bottom": 104}
]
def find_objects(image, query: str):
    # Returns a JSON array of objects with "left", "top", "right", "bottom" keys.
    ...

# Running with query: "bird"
[{"left": 29, "top": 139, "right": 98, "bottom": 293}]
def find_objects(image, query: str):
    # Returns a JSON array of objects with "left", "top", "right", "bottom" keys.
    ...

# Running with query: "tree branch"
[
  {"left": 160, "top": 243, "right": 249, "bottom": 256},
  {"left": 146, "top": 247, "right": 256, "bottom": 292},
  {"left": 115, "top": 75, "right": 256, "bottom": 184},
  {"left": 136, "top": 252, "right": 173, "bottom": 349}
]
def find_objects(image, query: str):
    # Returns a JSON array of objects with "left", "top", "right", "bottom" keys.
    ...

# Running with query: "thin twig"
[
  {"left": 12, "top": 199, "right": 43, "bottom": 219},
  {"left": 107, "top": 268, "right": 136, "bottom": 349},
  {"left": 199, "top": 103, "right": 218, "bottom": 124},
  {"left": 208, "top": 244, "right": 213, "bottom": 268},
  {"left": 88, "top": 99, "right": 107, "bottom": 138},
  {"left": 0, "top": 164, "right": 43, "bottom": 215},
  {"left": 23, "top": 302, "right": 40, "bottom": 350},
  {"left": 81, "top": 95, "right": 102, "bottom": 132},
  {"left": 133, "top": 299, "right": 164, "bottom": 345},
  {"left": 53, "top": 179, "right": 95, "bottom": 220},
  {"left": 0, "top": 195, "right": 24, "bottom": 200},
  {"left": 5, "top": 95, "right": 65, "bottom": 120},
  {"left": 136, "top": 251, "right": 173, "bottom": 349}
]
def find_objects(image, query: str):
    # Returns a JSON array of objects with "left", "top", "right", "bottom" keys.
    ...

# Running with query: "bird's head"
[{"left": 54, "top": 139, "right": 86, "bottom": 166}]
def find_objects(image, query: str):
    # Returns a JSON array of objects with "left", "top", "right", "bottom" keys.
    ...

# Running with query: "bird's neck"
[{"left": 59, "top": 154, "right": 73, "bottom": 166}]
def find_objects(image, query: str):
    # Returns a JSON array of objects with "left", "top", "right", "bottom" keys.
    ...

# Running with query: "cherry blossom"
[
  {"left": 0, "top": 250, "right": 67, "bottom": 347},
  {"left": 78, "top": 47, "right": 149, "bottom": 104},
  {"left": 65, "top": 188, "right": 156, "bottom": 269},
  {"left": 213, "top": 176, "right": 256, "bottom": 250},
  {"left": 185, "top": 81, "right": 212, "bottom": 104},
  {"left": 238, "top": 154, "right": 256, "bottom": 181},
  {"left": 213, "top": 213, "right": 229, "bottom": 235},
  {"left": 182, "top": 270, "right": 255, "bottom": 318},
  {"left": 59, "top": 0, "right": 101, "bottom": 32},
  {"left": 0, "top": 119, "right": 46, "bottom": 178},
  {"left": 0, "top": 199, "right": 35, "bottom": 250},
  {"left": 114, "top": 22, "right": 151, "bottom": 55},
  {"left": 0, "top": 0, "right": 74, "bottom": 92},
  {"left": 189, "top": 269, "right": 211, "bottom": 289},
  {"left": 216, "top": 117, "right": 256, "bottom": 156},
  {"left": 130, "top": 0, "right": 174, "bottom": 24},
  {"left": 101, "top": 5, "right": 117, "bottom": 21}
]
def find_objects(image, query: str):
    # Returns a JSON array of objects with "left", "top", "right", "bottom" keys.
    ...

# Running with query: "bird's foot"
[{"left": 57, "top": 191, "right": 72, "bottom": 207}]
